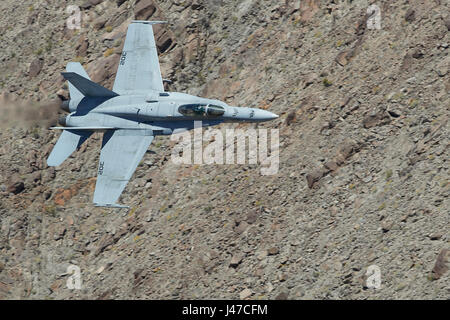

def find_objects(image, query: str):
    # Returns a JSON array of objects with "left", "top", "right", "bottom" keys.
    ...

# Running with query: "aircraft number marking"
[
  {"left": 249, "top": 110, "right": 255, "bottom": 118},
  {"left": 120, "top": 52, "right": 127, "bottom": 66},
  {"left": 232, "top": 108, "right": 238, "bottom": 117},
  {"left": 98, "top": 162, "right": 105, "bottom": 175}
]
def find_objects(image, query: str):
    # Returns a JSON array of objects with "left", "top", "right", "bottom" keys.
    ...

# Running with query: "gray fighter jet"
[{"left": 47, "top": 21, "right": 278, "bottom": 208}]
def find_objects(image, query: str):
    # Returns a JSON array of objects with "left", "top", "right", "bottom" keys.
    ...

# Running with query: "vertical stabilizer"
[{"left": 66, "top": 62, "right": 91, "bottom": 101}]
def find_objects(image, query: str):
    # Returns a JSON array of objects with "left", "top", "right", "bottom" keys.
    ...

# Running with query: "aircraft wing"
[
  {"left": 93, "top": 129, "right": 154, "bottom": 207},
  {"left": 113, "top": 21, "right": 165, "bottom": 95}
]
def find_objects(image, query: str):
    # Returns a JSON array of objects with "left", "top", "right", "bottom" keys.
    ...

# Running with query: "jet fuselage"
[{"left": 61, "top": 92, "right": 278, "bottom": 135}]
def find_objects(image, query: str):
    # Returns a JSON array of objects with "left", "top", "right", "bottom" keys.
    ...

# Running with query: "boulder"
[
  {"left": 29, "top": 58, "right": 44, "bottom": 78},
  {"left": 135, "top": 0, "right": 157, "bottom": 21},
  {"left": 7, "top": 180, "right": 24, "bottom": 194}
]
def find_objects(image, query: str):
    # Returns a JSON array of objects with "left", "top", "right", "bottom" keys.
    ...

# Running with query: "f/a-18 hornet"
[{"left": 48, "top": 21, "right": 278, "bottom": 208}]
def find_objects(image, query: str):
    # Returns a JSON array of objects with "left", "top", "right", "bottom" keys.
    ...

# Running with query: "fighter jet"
[{"left": 47, "top": 21, "right": 278, "bottom": 208}]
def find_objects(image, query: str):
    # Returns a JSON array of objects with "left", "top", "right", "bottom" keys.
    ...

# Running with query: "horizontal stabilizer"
[
  {"left": 47, "top": 130, "right": 92, "bottom": 166},
  {"left": 61, "top": 72, "right": 119, "bottom": 98}
]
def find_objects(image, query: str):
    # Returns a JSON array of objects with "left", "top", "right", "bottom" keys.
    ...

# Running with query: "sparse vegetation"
[
  {"left": 103, "top": 48, "right": 115, "bottom": 57},
  {"left": 73, "top": 56, "right": 84, "bottom": 63},
  {"left": 197, "top": 71, "right": 206, "bottom": 85},
  {"left": 44, "top": 205, "right": 57, "bottom": 216},
  {"left": 408, "top": 98, "right": 419, "bottom": 108},
  {"left": 204, "top": 206, "right": 213, "bottom": 213},
  {"left": 385, "top": 169, "right": 393, "bottom": 181},
  {"left": 34, "top": 48, "right": 43, "bottom": 56},
  {"left": 45, "top": 40, "right": 53, "bottom": 53},
  {"left": 322, "top": 78, "right": 332, "bottom": 87}
]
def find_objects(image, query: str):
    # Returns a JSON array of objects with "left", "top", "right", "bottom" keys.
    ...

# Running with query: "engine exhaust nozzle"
[
  {"left": 58, "top": 116, "right": 67, "bottom": 126},
  {"left": 61, "top": 100, "right": 70, "bottom": 112}
]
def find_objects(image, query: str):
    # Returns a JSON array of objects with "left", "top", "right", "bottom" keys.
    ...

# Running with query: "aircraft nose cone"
[{"left": 254, "top": 109, "right": 279, "bottom": 121}]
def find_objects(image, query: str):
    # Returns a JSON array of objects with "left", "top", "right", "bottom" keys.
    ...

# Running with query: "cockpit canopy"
[{"left": 178, "top": 104, "right": 225, "bottom": 117}]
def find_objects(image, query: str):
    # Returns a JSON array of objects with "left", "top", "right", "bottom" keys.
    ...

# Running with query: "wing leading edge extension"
[
  {"left": 112, "top": 21, "right": 166, "bottom": 95},
  {"left": 93, "top": 129, "right": 154, "bottom": 207}
]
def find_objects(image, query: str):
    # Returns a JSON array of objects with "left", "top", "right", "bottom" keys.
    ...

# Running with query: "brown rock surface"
[{"left": 0, "top": 0, "right": 448, "bottom": 301}]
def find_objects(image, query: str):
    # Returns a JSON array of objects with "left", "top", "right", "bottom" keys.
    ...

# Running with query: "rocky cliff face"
[{"left": 0, "top": 0, "right": 448, "bottom": 299}]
